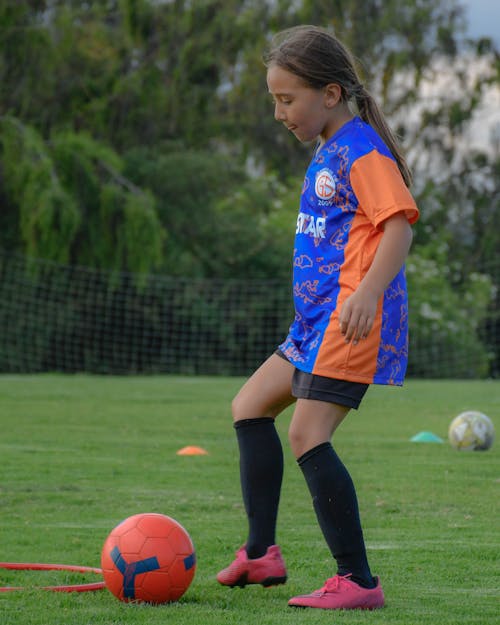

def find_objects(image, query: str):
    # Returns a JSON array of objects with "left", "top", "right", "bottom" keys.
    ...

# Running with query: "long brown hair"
[{"left": 263, "top": 25, "right": 412, "bottom": 187}]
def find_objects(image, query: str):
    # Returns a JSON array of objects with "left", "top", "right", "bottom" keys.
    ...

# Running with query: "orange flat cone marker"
[{"left": 176, "top": 445, "right": 209, "bottom": 456}]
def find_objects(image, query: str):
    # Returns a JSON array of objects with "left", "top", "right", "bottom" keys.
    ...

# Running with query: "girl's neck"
[{"left": 318, "top": 107, "right": 354, "bottom": 148}]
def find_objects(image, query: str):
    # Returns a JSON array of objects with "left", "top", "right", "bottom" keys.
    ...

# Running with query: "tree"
[
  {"left": 0, "top": 116, "right": 163, "bottom": 273},
  {"left": 0, "top": 0, "right": 498, "bottom": 282},
  {"left": 124, "top": 144, "right": 297, "bottom": 278},
  {"left": 0, "top": 0, "right": 498, "bottom": 376},
  {"left": 406, "top": 241, "right": 494, "bottom": 378}
]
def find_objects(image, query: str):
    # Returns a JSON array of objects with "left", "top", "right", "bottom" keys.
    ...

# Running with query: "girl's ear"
[{"left": 324, "top": 83, "right": 342, "bottom": 108}]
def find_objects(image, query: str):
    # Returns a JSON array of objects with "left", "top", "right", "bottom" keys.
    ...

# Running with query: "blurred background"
[{"left": 0, "top": 0, "right": 498, "bottom": 379}]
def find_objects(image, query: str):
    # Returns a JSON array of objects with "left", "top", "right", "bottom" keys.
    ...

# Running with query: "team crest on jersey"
[{"left": 314, "top": 168, "right": 336, "bottom": 203}]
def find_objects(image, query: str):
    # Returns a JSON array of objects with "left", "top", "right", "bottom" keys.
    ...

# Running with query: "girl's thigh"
[{"left": 232, "top": 352, "right": 296, "bottom": 421}]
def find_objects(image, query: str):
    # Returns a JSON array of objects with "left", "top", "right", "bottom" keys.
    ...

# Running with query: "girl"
[{"left": 217, "top": 25, "right": 419, "bottom": 610}]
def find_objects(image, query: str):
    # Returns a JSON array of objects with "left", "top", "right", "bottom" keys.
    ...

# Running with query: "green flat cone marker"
[{"left": 410, "top": 431, "right": 444, "bottom": 443}]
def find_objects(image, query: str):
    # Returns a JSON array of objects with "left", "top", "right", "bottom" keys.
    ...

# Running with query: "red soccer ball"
[{"left": 101, "top": 513, "right": 196, "bottom": 604}]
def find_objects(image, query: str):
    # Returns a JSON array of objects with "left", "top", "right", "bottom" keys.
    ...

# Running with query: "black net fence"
[{"left": 0, "top": 250, "right": 498, "bottom": 378}]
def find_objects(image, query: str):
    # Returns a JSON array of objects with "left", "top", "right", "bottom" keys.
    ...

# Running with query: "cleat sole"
[
  {"left": 262, "top": 575, "right": 287, "bottom": 587},
  {"left": 229, "top": 574, "right": 287, "bottom": 588}
]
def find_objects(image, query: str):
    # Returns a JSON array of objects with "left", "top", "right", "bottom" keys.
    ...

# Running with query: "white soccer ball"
[{"left": 448, "top": 411, "right": 495, "bottom": 451}]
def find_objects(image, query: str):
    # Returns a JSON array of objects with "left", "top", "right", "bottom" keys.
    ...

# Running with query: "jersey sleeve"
[{"left": 349, "top": 149, "right": 419, "bottom": 228}]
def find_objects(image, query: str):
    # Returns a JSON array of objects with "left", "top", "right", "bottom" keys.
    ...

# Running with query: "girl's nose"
[{"left": 274, "top": 103, "right": 285, "bottom": 122}]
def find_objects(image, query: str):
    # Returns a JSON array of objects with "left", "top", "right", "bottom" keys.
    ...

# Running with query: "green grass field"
[{"left": 0, "top": 375, "right": 498, "bottom": 625}]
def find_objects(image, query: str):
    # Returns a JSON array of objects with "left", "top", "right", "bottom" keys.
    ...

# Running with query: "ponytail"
[{"left": 352, "top": 84, "right": 413, "bottom": 187}]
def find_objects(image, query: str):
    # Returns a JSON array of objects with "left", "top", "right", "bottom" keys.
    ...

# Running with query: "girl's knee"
[
  {"left": 231, "top": 391, "right": 258, "bottom": 422},
  {"left": 231, "top": 393, "right": 245, "bottom": 422},
  {"left": 288, "top": 423, "right": 309, "bottom": 458}
]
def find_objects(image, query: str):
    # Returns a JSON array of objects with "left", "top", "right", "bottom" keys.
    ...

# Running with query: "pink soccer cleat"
[
  {"left": 288, "top": 574, "right": 384, "bottom": 610},
  {"left": 217, "top": 545, "right": 287, "bottom": 588}
]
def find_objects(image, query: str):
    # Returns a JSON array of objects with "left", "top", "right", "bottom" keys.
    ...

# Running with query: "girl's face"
[{"left": 266, "top": 64, "right": 344, "bottom": 145}]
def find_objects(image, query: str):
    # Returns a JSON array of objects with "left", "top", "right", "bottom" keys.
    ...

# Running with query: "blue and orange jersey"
[{"left": 280, "top": 117, "right": 419, "bottom": 386}]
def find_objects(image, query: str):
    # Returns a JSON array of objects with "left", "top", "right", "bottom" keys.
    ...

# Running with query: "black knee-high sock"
[
  {"left": 234, "top": 418, "right": 283, "bottom": 559},
  {"left": 298, "top": 441, "right": 375, "bottom": 588}
]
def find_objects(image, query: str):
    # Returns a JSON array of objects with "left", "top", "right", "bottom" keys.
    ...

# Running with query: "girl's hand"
[{"left": 338, "top": 287, "right": 379, "bottom": 344}]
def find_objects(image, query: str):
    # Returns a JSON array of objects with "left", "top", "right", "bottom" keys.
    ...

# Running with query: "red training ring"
[{"left": 0, "top": 562, "right": 106, "bottom": 592}]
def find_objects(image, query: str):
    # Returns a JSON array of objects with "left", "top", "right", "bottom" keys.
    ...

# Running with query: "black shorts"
[{"left": 275, "top": 349, "right": 368, "bottom": 409}]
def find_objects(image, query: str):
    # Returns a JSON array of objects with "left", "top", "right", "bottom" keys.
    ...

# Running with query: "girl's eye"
[{"left": 270, "top": 96, "right": 292, "bottom": 106}]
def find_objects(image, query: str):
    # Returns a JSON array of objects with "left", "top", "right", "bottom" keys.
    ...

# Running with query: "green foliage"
[
  {"left": 407, "top": 243, "right": 494, "bottom": 378},
  {"left": 0, "top": 116, "right": 80, "bottom": 263},
  {"left": 0, "top": 0, "right": 498, "bottom": 374},
  {"left": 413, "top": 153, "right": 500, "bottom": 274},
  {"left": 51, "top": 130, "right": 164, "bottom": 274},
  {"left": 0, "top": 118, "right": 164, "bottom": 274},
  {"left": 123, "top": 191, "right": 163, "bottom": 276},
  {"left": 124, "top": 145, "right": 298, "bottom": 278},
  {"left": 210, "top": 175, "right": 298, "bottom": 279}
]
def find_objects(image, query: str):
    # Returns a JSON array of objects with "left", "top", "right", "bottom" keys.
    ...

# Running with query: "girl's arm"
[{"left": 338, "top": 212, "right": 413, "bottom": 344}]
